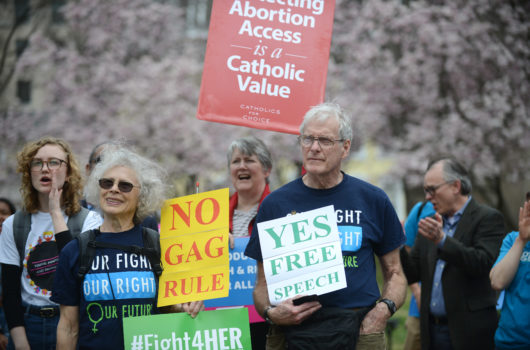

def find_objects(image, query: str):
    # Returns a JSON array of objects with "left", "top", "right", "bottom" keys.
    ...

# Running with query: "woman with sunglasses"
[
  {"left": 52, "top": 146, "right": 203, "bottom": 350},
  {"left": 0, "top": 137, "right": 102, "bottom": 350}
]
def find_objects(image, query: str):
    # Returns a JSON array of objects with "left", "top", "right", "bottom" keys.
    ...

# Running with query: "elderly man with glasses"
[
  {"left": 401, "top": 157, "right": 505, "bottom": 350},
  {"left": 244, "top": 102, "right": 407, "bottom": 350}
]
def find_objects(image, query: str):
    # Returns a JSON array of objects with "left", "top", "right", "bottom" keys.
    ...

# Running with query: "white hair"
[
  {"left": 85, "top": 147, "right": 167, "bottom": 224},
  {"left": 299, "top": 102, "right": 353, "bottom": 141}
]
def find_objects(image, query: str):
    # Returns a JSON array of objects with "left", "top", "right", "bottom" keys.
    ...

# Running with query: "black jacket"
[{"left": 401, "top": 198, "right": 505, "bottom": 350}]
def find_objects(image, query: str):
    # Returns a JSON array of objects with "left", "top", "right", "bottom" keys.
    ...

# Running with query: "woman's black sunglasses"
[{"left": 98, "top": 178, "right": 138, "bottom": 193}]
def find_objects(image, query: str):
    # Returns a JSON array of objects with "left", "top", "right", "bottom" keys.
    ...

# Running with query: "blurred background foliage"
[{"left": 0, "top": 0, "right": 528, "bottom": 230}]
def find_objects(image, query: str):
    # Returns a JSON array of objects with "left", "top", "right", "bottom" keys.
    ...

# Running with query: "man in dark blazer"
[{"left": 401, "top": 157, "right": 505, "bottom": 350}]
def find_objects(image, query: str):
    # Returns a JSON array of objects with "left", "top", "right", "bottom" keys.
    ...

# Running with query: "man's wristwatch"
[
  {"left": 378, "top": 298, "right": 397, "bottom": 316},
  {"left": 263, "top": 305, "right": 275, "bottom": 325}
]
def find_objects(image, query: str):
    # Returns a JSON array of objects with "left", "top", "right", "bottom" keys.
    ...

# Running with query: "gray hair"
[
  {"left": 427, "top": 157, "right": 472, "bottom": 195},
  {"left": 299, "top": 102, "right": 353, "bottom": 141},
  {"left": 227, "top": 136, "right": 273, "bottom": 176},
  {"left": 85, "top": 147, "right": 167, "bottom": 224}
]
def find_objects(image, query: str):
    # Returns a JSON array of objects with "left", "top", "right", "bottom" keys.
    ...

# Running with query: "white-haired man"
[{"left": 245, "top": 102, "right": 407, "bottom": 350}]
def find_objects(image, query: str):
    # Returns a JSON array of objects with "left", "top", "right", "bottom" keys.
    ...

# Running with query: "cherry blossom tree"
[
  {"left": 328, "top": 0, "right": 529, "bottom": 224},
  {"left": 2, "top": 0, "right": 527, "bottom": 227},
  {"left": 0, "top": 0, "right": 295, "bottom": 199}
]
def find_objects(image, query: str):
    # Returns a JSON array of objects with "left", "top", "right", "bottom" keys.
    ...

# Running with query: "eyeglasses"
[
  {"left": 98, "top": 178, "right": 139, "bottom": 193},
  {"left": 424, "top": 181, "right": 453, "bottom": 196},
  {"left": 30, "top": 158, "right": 67, "bottom": 172},
  {"left": 298, "top": 135, "right": 344, "bottom": 148}
]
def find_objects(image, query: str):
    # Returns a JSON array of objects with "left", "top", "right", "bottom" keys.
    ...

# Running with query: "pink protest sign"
[{"left": 197, "top": 0, "right": 336, "bottom": 134}]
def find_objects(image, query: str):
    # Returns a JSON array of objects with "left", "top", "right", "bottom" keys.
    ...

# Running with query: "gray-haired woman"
[
  {"left": 227, "top": 136, "right": 272, "bottom": 350},
  {"left": 227, "top": 136, "right": 272, "bottom": 239},
  {"left": 51, "top": 146, "right": 203, "bottom": 350}
]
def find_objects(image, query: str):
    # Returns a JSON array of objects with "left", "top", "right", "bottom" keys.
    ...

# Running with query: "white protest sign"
[{"left": 257, "top": 205, "right": 346, "bottom": 304}]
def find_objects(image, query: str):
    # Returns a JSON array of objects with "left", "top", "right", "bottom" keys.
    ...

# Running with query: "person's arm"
[
  {"left": 0, "top": 333, "right": 7, "bottom": 350},
  {"left": 410, "top": 282, "right": 421, "bottom": 310},
  {"left": 181, "top": 301, "right": 204, "bottom": 318},
  {"left": 50, "top": 209, "right": 68, "bottom": 236},
  {"left": 55, "top": 230, "right": 73, "bottom": 251},
  {"left": 1, "top": 264, "right": 27, "bottom": 349},
  {"left": 8, "top": 327, "right": 30, "bottom": 350},
  {"left": 490, "top": 236, "right": 525, "bottom": 290},
  {"left": 253, "top": 262, "right": 321, "bottom": 326},
  {"left": 490, "top": 201, "right": 530, "bottom": 290},
  {"left": 56, "top": 305, "right": 79, "bottom": 350},
  {"left": 49, "top": 170, "right": 68, "bottom": 234},
  {"left": 361, "top": 248, "right": 407, "bottom": 334}
]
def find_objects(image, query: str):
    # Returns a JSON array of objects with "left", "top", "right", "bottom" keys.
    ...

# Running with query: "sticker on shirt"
[
  {"left": 24, "top": 231, "right": 57, "bottom": 296},
  {"left": 83, "top": 271, "right": 156, "bottom": 301},
  {"left": 338, "top": 226, "right": 362, "bottom": 252}
]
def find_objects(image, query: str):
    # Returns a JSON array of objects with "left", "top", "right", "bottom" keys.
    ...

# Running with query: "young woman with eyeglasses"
[
  {"left": 0, "top": 136, "right": 102, "bottom": 350},
  {"left": 52, "top": 146, "right": 203, "bottom": 350}
]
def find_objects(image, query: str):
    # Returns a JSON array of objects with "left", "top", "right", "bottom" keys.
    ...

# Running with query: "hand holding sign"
[
  {"left": 181, "top": 301, "right": 205, "bottom": 318},
  {"left": 267, "top": 295, "right": 322, "bottom": 326},
  {"left": 257, "top": 205, "right": 346, "bottom": 304},
  {"left": 292, "top": 294, "right": 319, "bottom": 305}
]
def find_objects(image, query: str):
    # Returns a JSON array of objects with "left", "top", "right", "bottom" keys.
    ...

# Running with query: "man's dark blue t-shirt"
[{"left": 245, "top": 174, "right": 405, "bottom": 309}]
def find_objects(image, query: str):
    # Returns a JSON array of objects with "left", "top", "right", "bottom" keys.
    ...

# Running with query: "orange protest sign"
[{"left": 197, "top": 0, "right": 336, "bottom": 134}]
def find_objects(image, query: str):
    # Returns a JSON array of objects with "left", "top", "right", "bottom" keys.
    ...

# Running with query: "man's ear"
[
  {"left": 341, "top": 139, "right": 351, "bottom": 159},
  {"left": 453, "top": 179, "right": 462, "bottom": 194}
]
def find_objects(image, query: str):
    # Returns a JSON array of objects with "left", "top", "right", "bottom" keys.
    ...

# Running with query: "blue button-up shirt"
[{"left": 429, "top": 197, "right": 471, "bottom": 317}]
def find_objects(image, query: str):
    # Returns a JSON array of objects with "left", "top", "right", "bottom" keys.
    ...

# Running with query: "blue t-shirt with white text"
[
  {"left": 244, "top": 174, "right": 405, "bottom": 308},
  {"left": 51, "top": 226, "right": 158, "bottom": 350}
]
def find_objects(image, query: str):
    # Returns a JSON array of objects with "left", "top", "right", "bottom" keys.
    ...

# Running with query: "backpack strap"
[
  {"left": 142, "top": 227, "right": 163, "bottom": 277},
  {"left": 76, "top": 229, "right": 99, "bottom": 280},
  {"left": 13, "top": 207, "right": 90, "bottom": 268},
  {"left": 14, "top": 210, "right": 32, "bottom": 267},
  {"left": 416, "top": 201, "right": 429, "bottom": 222},
  {"left": 76, "top": 227, "right": 162, "bottom": 280},
  {"left": 67, "top": 207, "right": 90, "bottom": 238}
]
